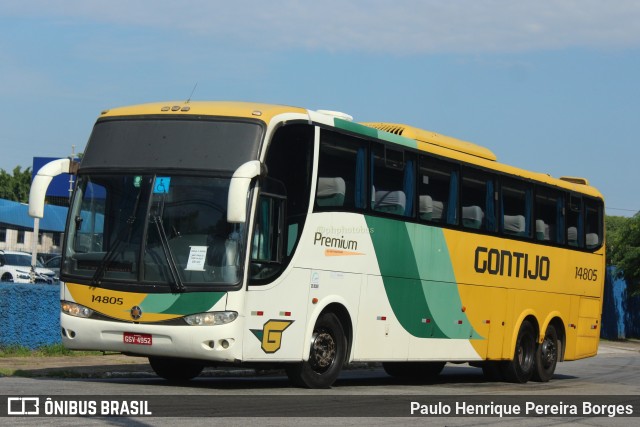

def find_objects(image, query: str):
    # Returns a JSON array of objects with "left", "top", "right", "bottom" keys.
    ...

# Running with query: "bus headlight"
[
  {"left": 61, "top": 301, "right": 93, "bottom": 318},
  {"left": 184, "top": 311, "right": 238, "bottom": 326}
]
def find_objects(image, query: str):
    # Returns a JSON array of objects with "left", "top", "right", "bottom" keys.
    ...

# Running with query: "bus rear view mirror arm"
[
  {"left": 227, "top": 160, "right": 267, "bottom": 223},
  {"left": 28, "top": 158, "right": 78, "bottom": 219}
]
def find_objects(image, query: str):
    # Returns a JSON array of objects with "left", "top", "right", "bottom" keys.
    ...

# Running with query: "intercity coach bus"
[{"left": 29, "top": 101, "right": 605, "bottom": 388}]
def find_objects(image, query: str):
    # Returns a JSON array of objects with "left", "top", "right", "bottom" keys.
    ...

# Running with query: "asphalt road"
[{"left": 1, "top": 340, "right": 639, "bottom": 426}]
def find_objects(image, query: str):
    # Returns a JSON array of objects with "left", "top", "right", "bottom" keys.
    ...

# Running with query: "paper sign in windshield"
[{"left": 185, "top": 246, "right": 208, "bottom": 271}]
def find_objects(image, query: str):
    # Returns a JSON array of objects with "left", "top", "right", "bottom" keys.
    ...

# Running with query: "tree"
[
  {"left": 606, "top": 215, "right": 627, "bottom": 265},
  {"left": 0, "top": 166, "right": 32, "bottom": 203},
  {"left": 607, "top": 213, "right": 640, "bottom": 296}
]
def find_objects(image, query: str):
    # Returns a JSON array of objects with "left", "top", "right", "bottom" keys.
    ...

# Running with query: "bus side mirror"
[
  {"left": 28, "top": 158, "right": 77, "bottom": 218},
  {"left": 227, "top": 160, "right": 266, "bottom": 223}
]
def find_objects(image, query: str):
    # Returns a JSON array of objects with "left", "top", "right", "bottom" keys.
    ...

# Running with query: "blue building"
[
  {"left": 0, "top": 157, "right": 72, "bottom": 254},
  {"left": 0, "top": 198, "right": 67, "bottom": 254}
]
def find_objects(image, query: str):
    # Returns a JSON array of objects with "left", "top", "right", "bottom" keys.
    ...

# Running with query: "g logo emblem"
[{"left": 250, "top": 319, "right": 294, "bottom": 353}]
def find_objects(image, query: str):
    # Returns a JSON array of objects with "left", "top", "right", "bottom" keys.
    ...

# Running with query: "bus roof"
[
  {"left": 361, "top": 122, "right": 497, "bottom": 161},
  {"left": 96, "top": 101, "right": 602, "bottom": 200},
  {"left": 98, "top": 101, "right": 308, "bottom": 124}
]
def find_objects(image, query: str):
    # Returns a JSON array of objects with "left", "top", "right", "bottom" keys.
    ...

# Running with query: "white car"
[{"left": 0, "top": 250, "right": 57, "bottom": 284}]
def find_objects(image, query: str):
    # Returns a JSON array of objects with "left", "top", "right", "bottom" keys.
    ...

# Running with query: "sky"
[{"left": 0, "top": 0, "right": 638, "bottom": 216}]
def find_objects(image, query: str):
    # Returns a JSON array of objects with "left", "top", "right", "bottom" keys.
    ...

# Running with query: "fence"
[
  {"left": 601, "top": 267, "right": 640, "bottom": 339},
  {"left": 0, "top": 282, "right": 60, "bottom": 348}
]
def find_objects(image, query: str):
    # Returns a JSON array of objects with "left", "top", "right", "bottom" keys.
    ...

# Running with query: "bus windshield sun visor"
[{"left": 80, "top": 118, "right": 264, "bottom": 173}]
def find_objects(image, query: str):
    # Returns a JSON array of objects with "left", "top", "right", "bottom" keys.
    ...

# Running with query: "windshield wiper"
[
  {"left": 91, "top": 215, "right": 134, "bottom": 285},
  {"left": 151, "top": 215, "right": 186, "bottom": 293}
]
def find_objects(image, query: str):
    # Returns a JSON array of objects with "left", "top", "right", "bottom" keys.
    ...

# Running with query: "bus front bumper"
[{"left": 60, "top": 313, "right": 244, "bottom": 363}]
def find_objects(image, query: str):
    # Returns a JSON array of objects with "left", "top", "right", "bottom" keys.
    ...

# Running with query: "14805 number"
[
  {"left": 91, "top": 295, "right": 124, "bottom": 305},
  {"left": 575, "top": 267, "right": 598, "bottom": 281}
]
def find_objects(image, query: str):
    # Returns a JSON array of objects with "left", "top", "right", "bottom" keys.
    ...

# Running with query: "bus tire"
[
  {"left": 501, "top": 320, "right": 536, "bottom": 383},
  {"left": 383, "top": 362, "right": 445, "bottom": 380},
  {"left": 148, "top": 357, "right": 204, "bottom": 382},
  {"left": 532, "top": 324, "right": 559, "bottom": 382},
  {"left": 1, "top": 273, "right": 13, "bottom": 282},
  {"left": 286, "top": 312, "right": 346, "bottom": 388}
]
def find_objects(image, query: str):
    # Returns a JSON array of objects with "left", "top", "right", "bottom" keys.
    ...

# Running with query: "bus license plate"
[{"left": 123, "top": 332, "right": 152, "bottom": 345}]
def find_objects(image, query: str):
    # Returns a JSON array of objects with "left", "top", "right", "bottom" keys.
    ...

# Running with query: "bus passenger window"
[
  {"left": 418, "top": 157, "right": 458, "bottom": 225},
  {"left": 316, "top": 177, "right": 346, "bottom": 207},
  {"left": 316, "top": 131, "right": 367, "bottom": 211},
  {"left": 460, "top": 169, "right": 495, "bottom": 231},
  {"left": 567, "top": 194, "right": 583, "bottom": 247},
  {"left": 585, "top": 199, "right": 603, "bottom": 249},
  {"left": 534, "top": 188, "right": 564, "bottom": 244},
  {"left": 501, "top": 180, "right": 532, "bottom": 238},
  {"left": 371, "top": 144, "right": 415, "bottom": 218}
]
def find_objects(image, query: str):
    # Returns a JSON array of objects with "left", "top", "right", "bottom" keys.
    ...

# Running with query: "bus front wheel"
[
  {"left": 286, "top": 312, "right": 346, "bottom": 388},
  {"left": 532, "top": 324, "right": 559, "bottom": 382},
  {"left": 501, "top": 320, "right": 536, "bottom": 383},
  {"left": 148, "top": 357, "right": 204, "bottom": 382}
]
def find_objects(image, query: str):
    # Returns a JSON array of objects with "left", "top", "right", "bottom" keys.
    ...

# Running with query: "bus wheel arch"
[
  {"left": 549, "top": 317, "right": 566, "bottom": 362},
  {"left": 286, "top": 304, "right": 351, "bottom": 388},
  {"left": 321, "top": 303, "right": 353, "bottom": 362}
]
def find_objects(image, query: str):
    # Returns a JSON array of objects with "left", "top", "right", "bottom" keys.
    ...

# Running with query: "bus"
[{"left": 29, "top": 101, "right": 605, "bottom": 388}]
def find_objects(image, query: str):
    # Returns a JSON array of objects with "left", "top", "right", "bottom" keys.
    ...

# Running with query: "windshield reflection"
[{"left": 63, "top": 174, "right": 243, "bottom": 288}]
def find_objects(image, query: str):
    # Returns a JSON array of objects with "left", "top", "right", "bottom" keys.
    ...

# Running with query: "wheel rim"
[
  {"left": 309, "top": 329, "right": 336, "bottom": 373},
  {"left": 517, "top": 331, "right": 535, "bottom": 372},
  {"left": 540, "top": 336, "right": 557, "bottom": 369}
]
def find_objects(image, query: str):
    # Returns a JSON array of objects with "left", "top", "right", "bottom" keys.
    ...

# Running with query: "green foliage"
[
  {"left": 0, "top": 344, "right": 33, "bottom": 357},
  {"left": 606, "top": 215, "right": 628, "bottom": 265},
  {"left": 0, "top": 343, "right": 101, "bottom": 357},
  {"left": 607, "top": 213, "right": 640, "bottom": 296},
  {"left": 0, "top": 166, "right": 32, "bottom": 203}
]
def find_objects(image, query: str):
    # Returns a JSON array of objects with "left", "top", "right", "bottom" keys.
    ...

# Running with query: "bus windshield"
[{"left": 63, "top": 174, "right": 244, "bottom": 289}]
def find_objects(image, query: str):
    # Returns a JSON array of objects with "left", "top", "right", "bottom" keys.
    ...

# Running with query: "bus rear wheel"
[
  {"left": 501, "top": 320, "right": 536, "bottom": 383},
  {"left": 532, "top": 324, "right": 559, "bottom": 382},
  {"left": 286, "top": 312, "right": 346, "bottom": 388},
  {"left": 383, "top": 362, "right": 445, "bottom": 380},
  {"left": 148, "top": 357, "right": 204, "bottom": 382}
]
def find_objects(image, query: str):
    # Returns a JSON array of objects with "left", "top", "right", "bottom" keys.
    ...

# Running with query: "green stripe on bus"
[
  {"left": 376, "top": 131, "right": 417, "bottom": 149},
  {"left": 334, "top": 118, "right": 418, "bottom": 149},
  {"left": 142, "top": 292, "right": 226, "bottom": 315},
  {"left": 365, "top": 216, "right": 482, "bottom": 340},
  {"left": 406, "top": 224, "right": 483, "bottom": 339},
  {"left": 334, "top": 118, "right": 379, "bottom": 138}
]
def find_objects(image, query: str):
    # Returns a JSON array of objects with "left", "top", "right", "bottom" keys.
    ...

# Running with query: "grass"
[{"left": 0, "top": 343, "right": 102, "bottom": 357}]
